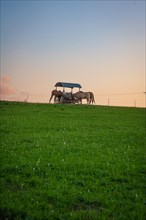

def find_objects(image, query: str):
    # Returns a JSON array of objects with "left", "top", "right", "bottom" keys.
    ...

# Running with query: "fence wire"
[{"left": 0, "top": 92, "right": 145, "bottom": 108}]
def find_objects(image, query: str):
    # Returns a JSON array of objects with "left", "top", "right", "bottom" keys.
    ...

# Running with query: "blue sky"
[{"left": 1, "top": 0, "right": 145, "bottom": 106}]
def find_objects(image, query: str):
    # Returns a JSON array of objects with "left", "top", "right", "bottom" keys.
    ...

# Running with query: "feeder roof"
[{"left": 55, "top": 82, "right": 82, "bottom": 88}]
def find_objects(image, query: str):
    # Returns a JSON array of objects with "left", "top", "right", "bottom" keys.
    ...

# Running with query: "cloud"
[
  {"left": 0, "top": 75, "right": 17, "bottom": 96},
  {"left": 2, "top": 75, "right": 12, "bottom": 82}
]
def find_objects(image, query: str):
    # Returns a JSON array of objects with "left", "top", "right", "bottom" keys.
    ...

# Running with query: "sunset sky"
[{"left": 1, "top": 0, "right": 145, "bottom": 107}]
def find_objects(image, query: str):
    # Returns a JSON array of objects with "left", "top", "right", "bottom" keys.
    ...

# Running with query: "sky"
[{"left": 0, "top": 0, "right": 145, "bottom": 107}]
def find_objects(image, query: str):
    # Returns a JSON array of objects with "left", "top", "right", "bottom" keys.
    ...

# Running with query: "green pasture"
[{"left": 0, "top": 101, "right": 146, "bottom": 220}]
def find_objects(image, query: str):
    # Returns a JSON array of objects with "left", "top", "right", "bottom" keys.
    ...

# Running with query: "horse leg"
[
  {"left": 87, "top": 93, "right": 90, "bottom": 105},
  {"left": 49, "top": 94, "right": 53, "bottom": 103},
  {"left": 54, "top": 96, "right": 56, "bottom": 103},
  {"left": 91, "top": 98, "right": 93, "bottom": 105},
  {"left": 54, "top": 96, "right": 59, "bottom": 103},
  {"left": 58, "top": 96, "right": 61, "bottom": 103},
  {"left": 87, "top": 98, "right": 89, "bottom": 104}
]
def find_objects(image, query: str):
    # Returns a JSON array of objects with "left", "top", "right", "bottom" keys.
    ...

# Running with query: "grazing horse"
[
  {"left": 61, "top": 92, "right": 73, "bottom": 103},
  {"left": 49, "top": 89, "right": 63, "bottom": 103},
  {"left": 88, "top": 92, "right": 96, "bottom": 105},
  {"left": 72, "top": 91, "right": 90, "bottom": 104}
]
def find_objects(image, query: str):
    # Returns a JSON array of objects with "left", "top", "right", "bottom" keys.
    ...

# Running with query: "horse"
[
  {"left": 72, "top": 91, "right": 90, "bottom": 104},
  {"left": 88, "top": 92, "right": 96, "bottom": 105},
  {"left": 61, "top": 92, "right": 74, "bottom": 103},
  {"left": 49, "top": 89, "right": 63, "bottom": 103}
]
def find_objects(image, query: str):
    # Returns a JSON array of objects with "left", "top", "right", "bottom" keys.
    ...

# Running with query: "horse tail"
[{"left": 92, "top": 94, "right": 96, "bottom": 104}]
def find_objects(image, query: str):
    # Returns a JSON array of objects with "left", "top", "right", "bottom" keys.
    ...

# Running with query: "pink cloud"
[
  {"left": 0, "top": 75, "right": 16, "bottom": 96},
  {"left": 2, "top": 75, "right": 12, "bottom": 82}
]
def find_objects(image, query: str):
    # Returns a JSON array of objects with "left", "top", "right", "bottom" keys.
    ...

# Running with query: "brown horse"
[
  {"left": 49, "top": 89, "right": 63, "bottom": 103},
  {"left": 88, "top": 92, "right": 96, "bottom": 105},
  {"left": 72, "top": 91, "right": 90, "bottom": 104}
]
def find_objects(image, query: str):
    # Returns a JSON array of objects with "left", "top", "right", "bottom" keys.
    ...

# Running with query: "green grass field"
[{"left": 0, "top": 101, "right": 146, "bottom": 220}]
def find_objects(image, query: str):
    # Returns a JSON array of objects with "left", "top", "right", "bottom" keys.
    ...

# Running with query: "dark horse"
[{"left": 49, "top": 89, "right": 63, "bottom": 103}]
